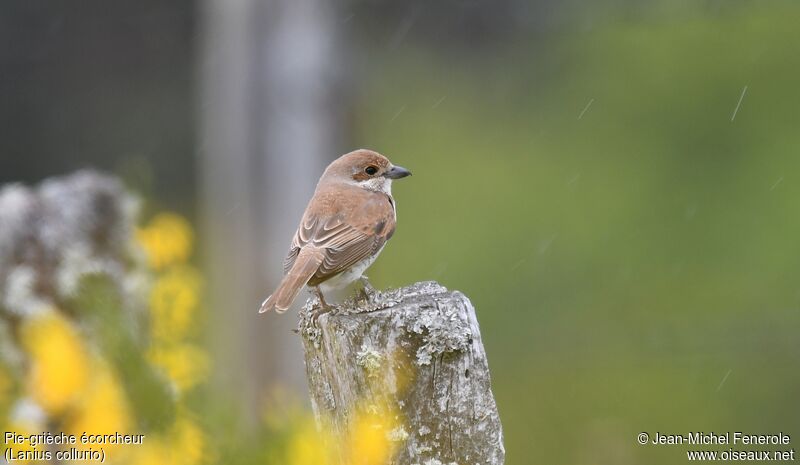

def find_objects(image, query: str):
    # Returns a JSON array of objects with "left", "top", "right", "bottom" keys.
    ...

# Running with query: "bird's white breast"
[{"left": 317, "top": 244, "right": 385, "bottom": 293}]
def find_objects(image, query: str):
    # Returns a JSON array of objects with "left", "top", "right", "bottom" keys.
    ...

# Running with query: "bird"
[{"left": 258, "top": 149, "right": 411, "bottom": 315}]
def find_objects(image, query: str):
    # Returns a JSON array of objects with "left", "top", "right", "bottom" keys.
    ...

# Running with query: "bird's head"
[{"left": 322, "top": 149, "right": 411, "bottom": 194}]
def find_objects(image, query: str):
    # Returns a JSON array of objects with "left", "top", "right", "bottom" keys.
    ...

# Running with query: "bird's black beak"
[{"left": 385, "top": 165, "right": 412, "bottom": 179}]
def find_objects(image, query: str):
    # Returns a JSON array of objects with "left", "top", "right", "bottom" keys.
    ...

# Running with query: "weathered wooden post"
[{"left": 299, "top": 281, "right": 505, "bottom": 465}]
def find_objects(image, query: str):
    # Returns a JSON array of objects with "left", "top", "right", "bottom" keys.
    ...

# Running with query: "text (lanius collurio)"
[{"left": 4, "top": 431, "right": 147, "bottom": 463}]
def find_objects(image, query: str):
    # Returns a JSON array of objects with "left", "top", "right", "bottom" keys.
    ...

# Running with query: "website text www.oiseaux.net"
[{"left": 637, "top": 431, "right": 795, "bottom": 462}]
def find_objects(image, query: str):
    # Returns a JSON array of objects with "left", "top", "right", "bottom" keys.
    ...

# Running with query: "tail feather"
[{"left": 259, "top": 248, "right": 324, "bottom": 314}]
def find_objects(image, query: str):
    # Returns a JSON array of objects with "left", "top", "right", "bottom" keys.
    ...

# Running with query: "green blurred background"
[{"left": 2, "top": 1, "right": 799, "bottom": 464}]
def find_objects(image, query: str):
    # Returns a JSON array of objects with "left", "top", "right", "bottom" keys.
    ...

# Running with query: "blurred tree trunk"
[{"left": 198, "top": 0, "right": 349, "bottom": 423}]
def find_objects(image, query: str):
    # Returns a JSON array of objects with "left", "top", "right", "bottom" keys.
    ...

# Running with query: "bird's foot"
[
  {"left": 310, "top": 304, "right": 334, "bottom": 327},
  {"left": 358, "top": 276, "right": 379, "bottom": 303},
  {"left": 309, "top": 287, "right": 336, "bottom": 327}
]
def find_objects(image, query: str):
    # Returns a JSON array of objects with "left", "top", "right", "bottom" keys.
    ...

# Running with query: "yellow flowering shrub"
[
  {"left": 138, "top": 211, "right": 210, "bottom": 397},
  {"left": 20, "top": 312, "right": 90, "bottom": 415},
  {"left": 285, "top": 417, "right": 333, "bottom": 465},
  {"left": 133, "top": 211, "right": 211, "bottom": 463},
  {"left": 170, "top": 414, "right": 209, "bottom": 465},
  {"left": 65, "top": 361, "right": 132, "bottom": 455},
  {"left": 136, "top": 213, "right": 194, "bottom": 270},
  {"left": 147, "top": 343, "right": 210, "bottom": 392},
  {"left": 149, "top": 265, "right": 202, "bottom": 343},
  {"left": 0, "top": 175, "right": 213, "bottom": 465},
  {"left": 275, "top": 398, "right": 402, "bottom": 465},
  {"left": 127, "top": 411, "right": 208, "bottom": 465},
  {"left": 345, "top": 412, "right": 399, "bottom": 465}
]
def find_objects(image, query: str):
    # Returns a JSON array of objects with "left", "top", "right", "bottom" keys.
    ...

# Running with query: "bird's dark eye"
[{"left": 365, "top": 166, "right": 378, "bottom": 175}]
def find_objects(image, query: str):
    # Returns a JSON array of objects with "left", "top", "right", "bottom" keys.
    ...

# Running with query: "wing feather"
[{"left": 282, "top": 191, "right": 395, "bottom": 285}]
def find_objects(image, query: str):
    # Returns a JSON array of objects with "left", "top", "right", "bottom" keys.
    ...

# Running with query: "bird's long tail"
[{"left": 259, "top": 247, "right": 324, "bottom": 314}]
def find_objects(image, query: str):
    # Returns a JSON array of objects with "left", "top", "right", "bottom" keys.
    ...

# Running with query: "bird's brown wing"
[
  {"left": 284, "top": 218, "right": 394, "bottom": 286},
  {"left": 284, "top": 194, "right": 396, "bottom": 285}
]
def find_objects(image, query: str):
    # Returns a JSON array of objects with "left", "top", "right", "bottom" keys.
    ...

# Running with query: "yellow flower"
[
  {"left": 65, "top": 360, "right": 132, "bottom": 456},
  {"left": 171, "top": 414, "right": 208, "bottom": 465},
  {"left": 346, "top": 407, "right": 399, "bottom": 465},
  {"left": 282, "top": 403, "right": 401, "bottom": 465},
  {"left": 20, "top": 312, "right": 89, "bottom": 415},
  {"left": 137, "top": 213, "right": 194, "bottom": 270},
  {"left": 147, "top": 344, "right": 210, "bottom": 393},
  {"left": 287, "top": 417, "right": 333, "bottom": 465},
  {"left": 149, "top": 266, "right": 202, "bottom": 342},
  {"left": 127, "top": 412, "right": 208, "bottom": 465}
]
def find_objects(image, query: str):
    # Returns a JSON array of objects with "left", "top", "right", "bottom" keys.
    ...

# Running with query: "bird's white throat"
[{"left": 357, "top": 176, "right": 392, "bottom": 195}]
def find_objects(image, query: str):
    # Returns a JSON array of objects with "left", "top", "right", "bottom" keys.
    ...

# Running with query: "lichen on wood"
[{"left": 299, "top": 281, "right": 505, "bottom": 465}]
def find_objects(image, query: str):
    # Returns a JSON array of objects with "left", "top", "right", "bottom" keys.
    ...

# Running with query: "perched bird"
[{"left": 258, "top": 149, "right": 411, "bottom": 315}]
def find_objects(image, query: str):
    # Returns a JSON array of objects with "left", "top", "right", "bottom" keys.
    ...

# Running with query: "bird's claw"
[
  {"left": 309, "top": 302, "right": 335, "bottom": 327},
  {"left": 358, "top": 276, "right": 378, "bottom": 303},
  {"left": 306, "top": 286, "right": 336, "bottom": 328}
]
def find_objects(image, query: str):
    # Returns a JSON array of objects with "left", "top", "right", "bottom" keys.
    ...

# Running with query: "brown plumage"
[{"left": 259, "top": 149, "right": 411, "bottom": 314}]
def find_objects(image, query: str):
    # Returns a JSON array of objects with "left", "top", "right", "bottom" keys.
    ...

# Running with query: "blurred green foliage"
[
  {"left": 358, "top": 3, "right": 800, "bottom": 464},
  {"left": 73, "top": 276, "right": 176, "bottom": 432}
]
